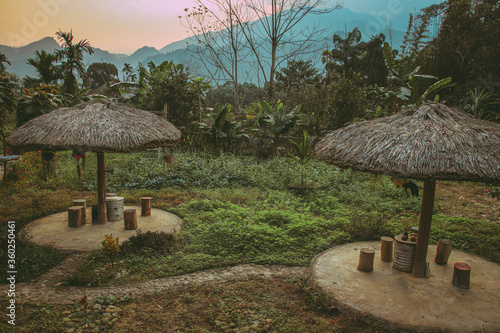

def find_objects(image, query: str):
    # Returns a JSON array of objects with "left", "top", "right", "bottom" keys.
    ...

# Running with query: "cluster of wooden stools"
[
  {"left": 67, "top": 196, "right": 153, "bottom": 231},
  {"left": 357, "top": 235, "right": 471, "bottom": 289}
]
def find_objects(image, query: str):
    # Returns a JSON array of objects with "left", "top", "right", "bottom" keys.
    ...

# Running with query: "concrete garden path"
[{"left": 10, "top": 252, "right": 305, "bottom": 305}]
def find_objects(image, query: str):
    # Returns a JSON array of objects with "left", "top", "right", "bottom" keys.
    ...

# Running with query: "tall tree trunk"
[{"left": 268, "top": 0, "right": 278, "bottom": 101}]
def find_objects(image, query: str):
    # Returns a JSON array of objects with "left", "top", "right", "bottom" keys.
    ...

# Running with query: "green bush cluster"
[{"left": 120, "top": 230, "right": 176, "bottom": 255}]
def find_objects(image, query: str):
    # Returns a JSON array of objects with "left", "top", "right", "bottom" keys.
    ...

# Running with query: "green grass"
[
  {"left": 1, "top": 151, "right": 498, "bottom": 287},
  {"left": 0, "top": 150, "right": 496, "bottom": 333}
]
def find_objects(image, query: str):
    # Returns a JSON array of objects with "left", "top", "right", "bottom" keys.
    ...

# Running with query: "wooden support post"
[
  {"left": 68, "top": 206, "right": 85, "bottom": 228},
  {"left": 412, "top": 179, "right": 436, "bottom": 277},
  {"left": 124, "top": 209, "right": 138, "bottom": 230},
  {"left": 435, "top": 239, "right": 453, "bottom": 265},
  {"left": 452, "top": 262, "right": 471, "bottom": 289},
  {"left": 380, "top": 236, "right": 394, "bottom": 262},
  {"left": 97, "top": 152, "right": 107, "bottom": 224},
  {"left": 141, "top": 197, "right": 152, "bottom": 216},
  {"left": 357, "top": 248, "right": 375, "bottom": 272},
  {"left": 92, "top": 205, "right": 99, "bottom": 224}
]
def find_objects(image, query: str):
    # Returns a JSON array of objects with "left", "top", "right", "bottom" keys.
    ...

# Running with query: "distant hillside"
[
  {"left": 159, "top": 37, "right": 196, "bottom": 54},
  {"left": 125, "top": 46, "right": 159, "bottom": 66},
  {"left": 0, "top": 37, "right": 128, "bottom": 79},
  {"left": 0, "top": 37, "right": 60, "bottom": 78},
  {"left": 0, "top": 7, "right": 435, "bottom": 82}
]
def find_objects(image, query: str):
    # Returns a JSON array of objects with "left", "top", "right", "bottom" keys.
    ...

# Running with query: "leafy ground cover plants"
[
  {"left": 1, "top": 150, "right": 498, "bottom": 333},
  {"left": 3, "top": 151, "right": 499, "bottom": 286},
  {"left": 0, "top": 279, "right": 403, "bottom": 333}
]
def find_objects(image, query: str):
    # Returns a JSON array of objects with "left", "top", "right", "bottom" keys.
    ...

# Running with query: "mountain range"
[{"left": 0, "top": 6, "right": 439, "bottom": 83}]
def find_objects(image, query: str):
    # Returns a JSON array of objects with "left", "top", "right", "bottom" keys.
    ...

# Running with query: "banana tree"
[
  {"left": 196, "top": 103, "right": 247, "bottom": 154},
  {"left": 260, "top": 100, "right": 300, "bottom": 157},
  {"left": 383, "top": 42, "right": 454, "bottom": 111}
]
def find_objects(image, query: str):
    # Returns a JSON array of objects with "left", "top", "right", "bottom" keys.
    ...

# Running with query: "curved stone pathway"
[{"left": 11, "top": 252, "right": 306, "bottom": 305}]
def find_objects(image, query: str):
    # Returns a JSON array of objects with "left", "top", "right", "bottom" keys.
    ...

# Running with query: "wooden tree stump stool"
[
  {"left": 452, "top": 262, "right": 471, "bottom": 289},
  {"left": 68, "top": 206, "right": 85, "bottom": 228},
  {"left": 357, "top": 248, "right": 375, "bottom": 272},
  {"left": 124, "top": 209, "right": 138, "bottom": 230},
  {"left": 435, "top": 239, "right": 452, "bottom": 265},
  {"left": 73, "top": 199, "right": 87, "bottom": 218},
  {"left": 141, "top": 197, "right": 152, "bottom": 216},
  {"left": 92, "top": 205, "right": 99, "bottom": 224},
  {"left": 380, "top": 236, "right": 394, "bottom": 262}
]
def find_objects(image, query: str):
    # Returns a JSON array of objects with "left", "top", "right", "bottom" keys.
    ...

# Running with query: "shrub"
[
  {"left": 120, "top": 230, "right": 176, "bottom": 255},
  {"left": 101, "top": 234, "right": 120, "bottom": 268},
  {"left": 343, "top": 210, "right": 389, "bottom": 241},
  {"left": 64, "top": 261, "right": 102, "bottom": 287}
]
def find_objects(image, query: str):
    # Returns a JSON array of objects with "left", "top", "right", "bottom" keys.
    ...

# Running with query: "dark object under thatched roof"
[
  {"left": 315, "top": 103, "right": 500, "bottom": 183},
  {"left": 7, "top": 99, "right": 181, "bottom": 153},
  {"left": 315, "top": 102, "right": 500, "bottom": 278}
]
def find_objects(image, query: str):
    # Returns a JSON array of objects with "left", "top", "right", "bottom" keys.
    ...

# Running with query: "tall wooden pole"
[
  {"left": 412, "top": 179, "right": 436, "bottom": 277},
  {"left": 97, "top": 152, "right": 107, "bottom": 224}
]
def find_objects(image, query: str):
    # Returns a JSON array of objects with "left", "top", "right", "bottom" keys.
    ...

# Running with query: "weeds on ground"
[
  {"left": 109, "top": 279, "right": 388, "bottom": 333},
  {"left": 3, "top": 151, "right": 499, "bottom": 287},
  {"left": 0, "top": 234, "right": 68, "bottom": 283}
]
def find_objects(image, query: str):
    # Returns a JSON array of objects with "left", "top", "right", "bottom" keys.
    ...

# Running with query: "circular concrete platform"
[
  {"left": 21, "top": 207, "right": 182, "bottom": 251},
  {"left": 310, "top": 241, "right": 500, "bottom": 333}
]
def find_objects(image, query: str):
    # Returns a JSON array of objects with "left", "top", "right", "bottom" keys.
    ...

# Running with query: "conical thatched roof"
[
  {"left": 315, "top": 103, "right": 500, "bottom": 182},
  {"left": 7, "top": 99, "right": 181, "bottom": 153}
]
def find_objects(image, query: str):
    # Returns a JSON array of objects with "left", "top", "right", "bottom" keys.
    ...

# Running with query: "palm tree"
[
  {"left": 23, "top": 50, "right": 59, "bottom": 87},
  {"left": 122, "top": 63, "right": 134, "bottom": 82},
  {"left": 0, "top": 52, "right": 11, "bottom": 73},
  {"left": 54, "top": 30, "right": 94, "bottom": 95}
]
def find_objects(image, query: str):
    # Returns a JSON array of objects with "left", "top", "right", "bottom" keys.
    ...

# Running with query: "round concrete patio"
[
  {"left": 21, "top": 207, "right": 182, "bottom": 251},
  {"left": 310, "top": 241, "right": 500, "bottom": 333}
]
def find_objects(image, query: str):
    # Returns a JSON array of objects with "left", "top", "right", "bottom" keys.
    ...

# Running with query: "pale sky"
[{"left": 0, "top": 0, "right": 438, "bottom": 54}]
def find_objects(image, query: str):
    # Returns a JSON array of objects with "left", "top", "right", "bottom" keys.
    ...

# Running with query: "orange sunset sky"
[{"left": 0, "top": 0, "right": 431, "bottom": 54}]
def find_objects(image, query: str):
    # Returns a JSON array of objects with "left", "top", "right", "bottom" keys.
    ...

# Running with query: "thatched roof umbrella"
[
  {"left": 7, "top": 99, "right": 181, "bottom": 224},
  {"left": 315, "top": 103, "right": 500, "bottom": 277}
]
